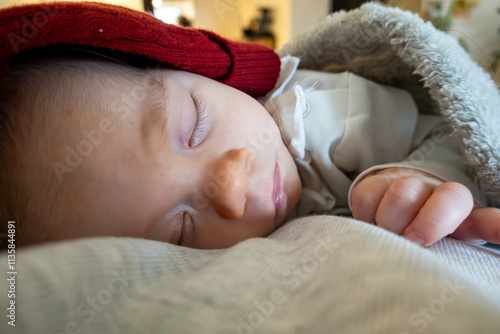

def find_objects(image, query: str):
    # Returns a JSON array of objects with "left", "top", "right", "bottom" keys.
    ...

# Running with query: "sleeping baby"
[{"left": 1, "top": 2, "right": 499, "bottom": 249}]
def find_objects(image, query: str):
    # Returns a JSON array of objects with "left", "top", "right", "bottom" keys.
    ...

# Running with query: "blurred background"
[{"left": 2, "top": 0, "right": 499, "bottom": 82}]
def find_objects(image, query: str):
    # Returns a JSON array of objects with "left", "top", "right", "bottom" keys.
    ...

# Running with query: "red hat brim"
[{"left": 0, "top": 1, "right": 280, "bottom": 97}]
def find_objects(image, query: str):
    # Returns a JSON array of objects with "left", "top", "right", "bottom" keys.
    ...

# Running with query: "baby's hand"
[{"left": 350, "top": 168, "right": 500, "bottom": 247}]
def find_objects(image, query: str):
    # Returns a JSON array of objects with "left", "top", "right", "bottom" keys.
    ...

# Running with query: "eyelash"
[{"left": 189, "top": 94, "right": 209, "bottom": 147}]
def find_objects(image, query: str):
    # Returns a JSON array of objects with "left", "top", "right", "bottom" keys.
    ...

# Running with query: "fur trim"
[{"left": 279, "top": 3, "right": 500, "bottom": 207}]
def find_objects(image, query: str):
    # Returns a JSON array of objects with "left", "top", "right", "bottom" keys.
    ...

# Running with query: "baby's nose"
[{"left": 207, "top": 148, "right": 252, "bottom": 219}]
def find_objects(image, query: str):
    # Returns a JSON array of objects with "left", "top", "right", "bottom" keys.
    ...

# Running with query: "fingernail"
[{"left": 406, "top": 231, "right": 424, "bottom": 246}]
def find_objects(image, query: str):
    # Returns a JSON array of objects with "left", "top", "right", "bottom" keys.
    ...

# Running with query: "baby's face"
[{"left": 48, "top": 66, "right": 301, "bottom": 248}]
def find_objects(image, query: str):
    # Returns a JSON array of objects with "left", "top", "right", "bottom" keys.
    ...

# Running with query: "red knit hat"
[{"left": 0, "top": 1, "right": 280, "bottom": 97}]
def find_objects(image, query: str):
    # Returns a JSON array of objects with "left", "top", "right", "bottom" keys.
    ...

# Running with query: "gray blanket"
[{"left": 279, "top": 3, "right": 500, "bottom": 207}]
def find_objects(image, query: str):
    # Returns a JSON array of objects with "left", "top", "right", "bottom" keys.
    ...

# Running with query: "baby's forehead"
[{"left": 8, "top": 57, "right": 147, "bottom": 154}]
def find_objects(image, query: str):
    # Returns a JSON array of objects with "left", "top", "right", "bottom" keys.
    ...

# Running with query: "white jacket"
[{"left": 263, "top": 57, "right": 484, "bottom": 218}]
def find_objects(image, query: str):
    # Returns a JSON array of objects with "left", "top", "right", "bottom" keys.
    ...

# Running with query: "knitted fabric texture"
[
  {"left": 279, "top": 3, "right": 500, "bottom": 207},
  {"left": 0, "top": 1, "right": 280, "bottom": 97}
]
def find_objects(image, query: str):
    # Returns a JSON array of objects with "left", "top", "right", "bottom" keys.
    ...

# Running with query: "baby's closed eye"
[{"left": 189, "top": 93, "right": 209, "bottom": 147}]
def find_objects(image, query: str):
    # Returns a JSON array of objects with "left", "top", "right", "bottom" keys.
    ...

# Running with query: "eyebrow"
[{"left": 140, "top": 73, "right": 170, "bottom": 152}]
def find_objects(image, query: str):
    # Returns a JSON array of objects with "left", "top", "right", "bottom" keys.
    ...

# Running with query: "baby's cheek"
[{"left": 119, "top": 149, "right": 139, "bottom": 166}]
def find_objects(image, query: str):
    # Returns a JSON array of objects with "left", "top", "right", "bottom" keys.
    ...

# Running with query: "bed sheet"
[{"left": 1, "top": 215, "right": 499, "bottom": 334}]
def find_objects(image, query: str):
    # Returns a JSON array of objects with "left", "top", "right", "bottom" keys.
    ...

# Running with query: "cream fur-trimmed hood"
[{"left": 278, "top": 3, "right": 500, "bottom": 207}]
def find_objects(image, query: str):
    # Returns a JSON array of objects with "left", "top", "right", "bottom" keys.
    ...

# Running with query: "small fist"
[{"left": 350, "top": 168, "right": 500, "bottom": 247}]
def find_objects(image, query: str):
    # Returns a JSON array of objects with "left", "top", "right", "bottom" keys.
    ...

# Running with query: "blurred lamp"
[{"left": 154, "top": 6, "right": 181, "bottom": 24}]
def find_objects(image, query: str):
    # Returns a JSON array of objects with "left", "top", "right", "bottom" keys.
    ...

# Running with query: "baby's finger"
[
  {"left": 404, "top": 182, "right": 474, "bottom": 247},
  {"left": 451, "top": 207, "right": 500, "bottom": 244},
  {"left": 351, "top": 175, "right": 392, "bottom": 224},
  {"left": 375, "top": 177, "right": 434, "bottom": 235}
]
